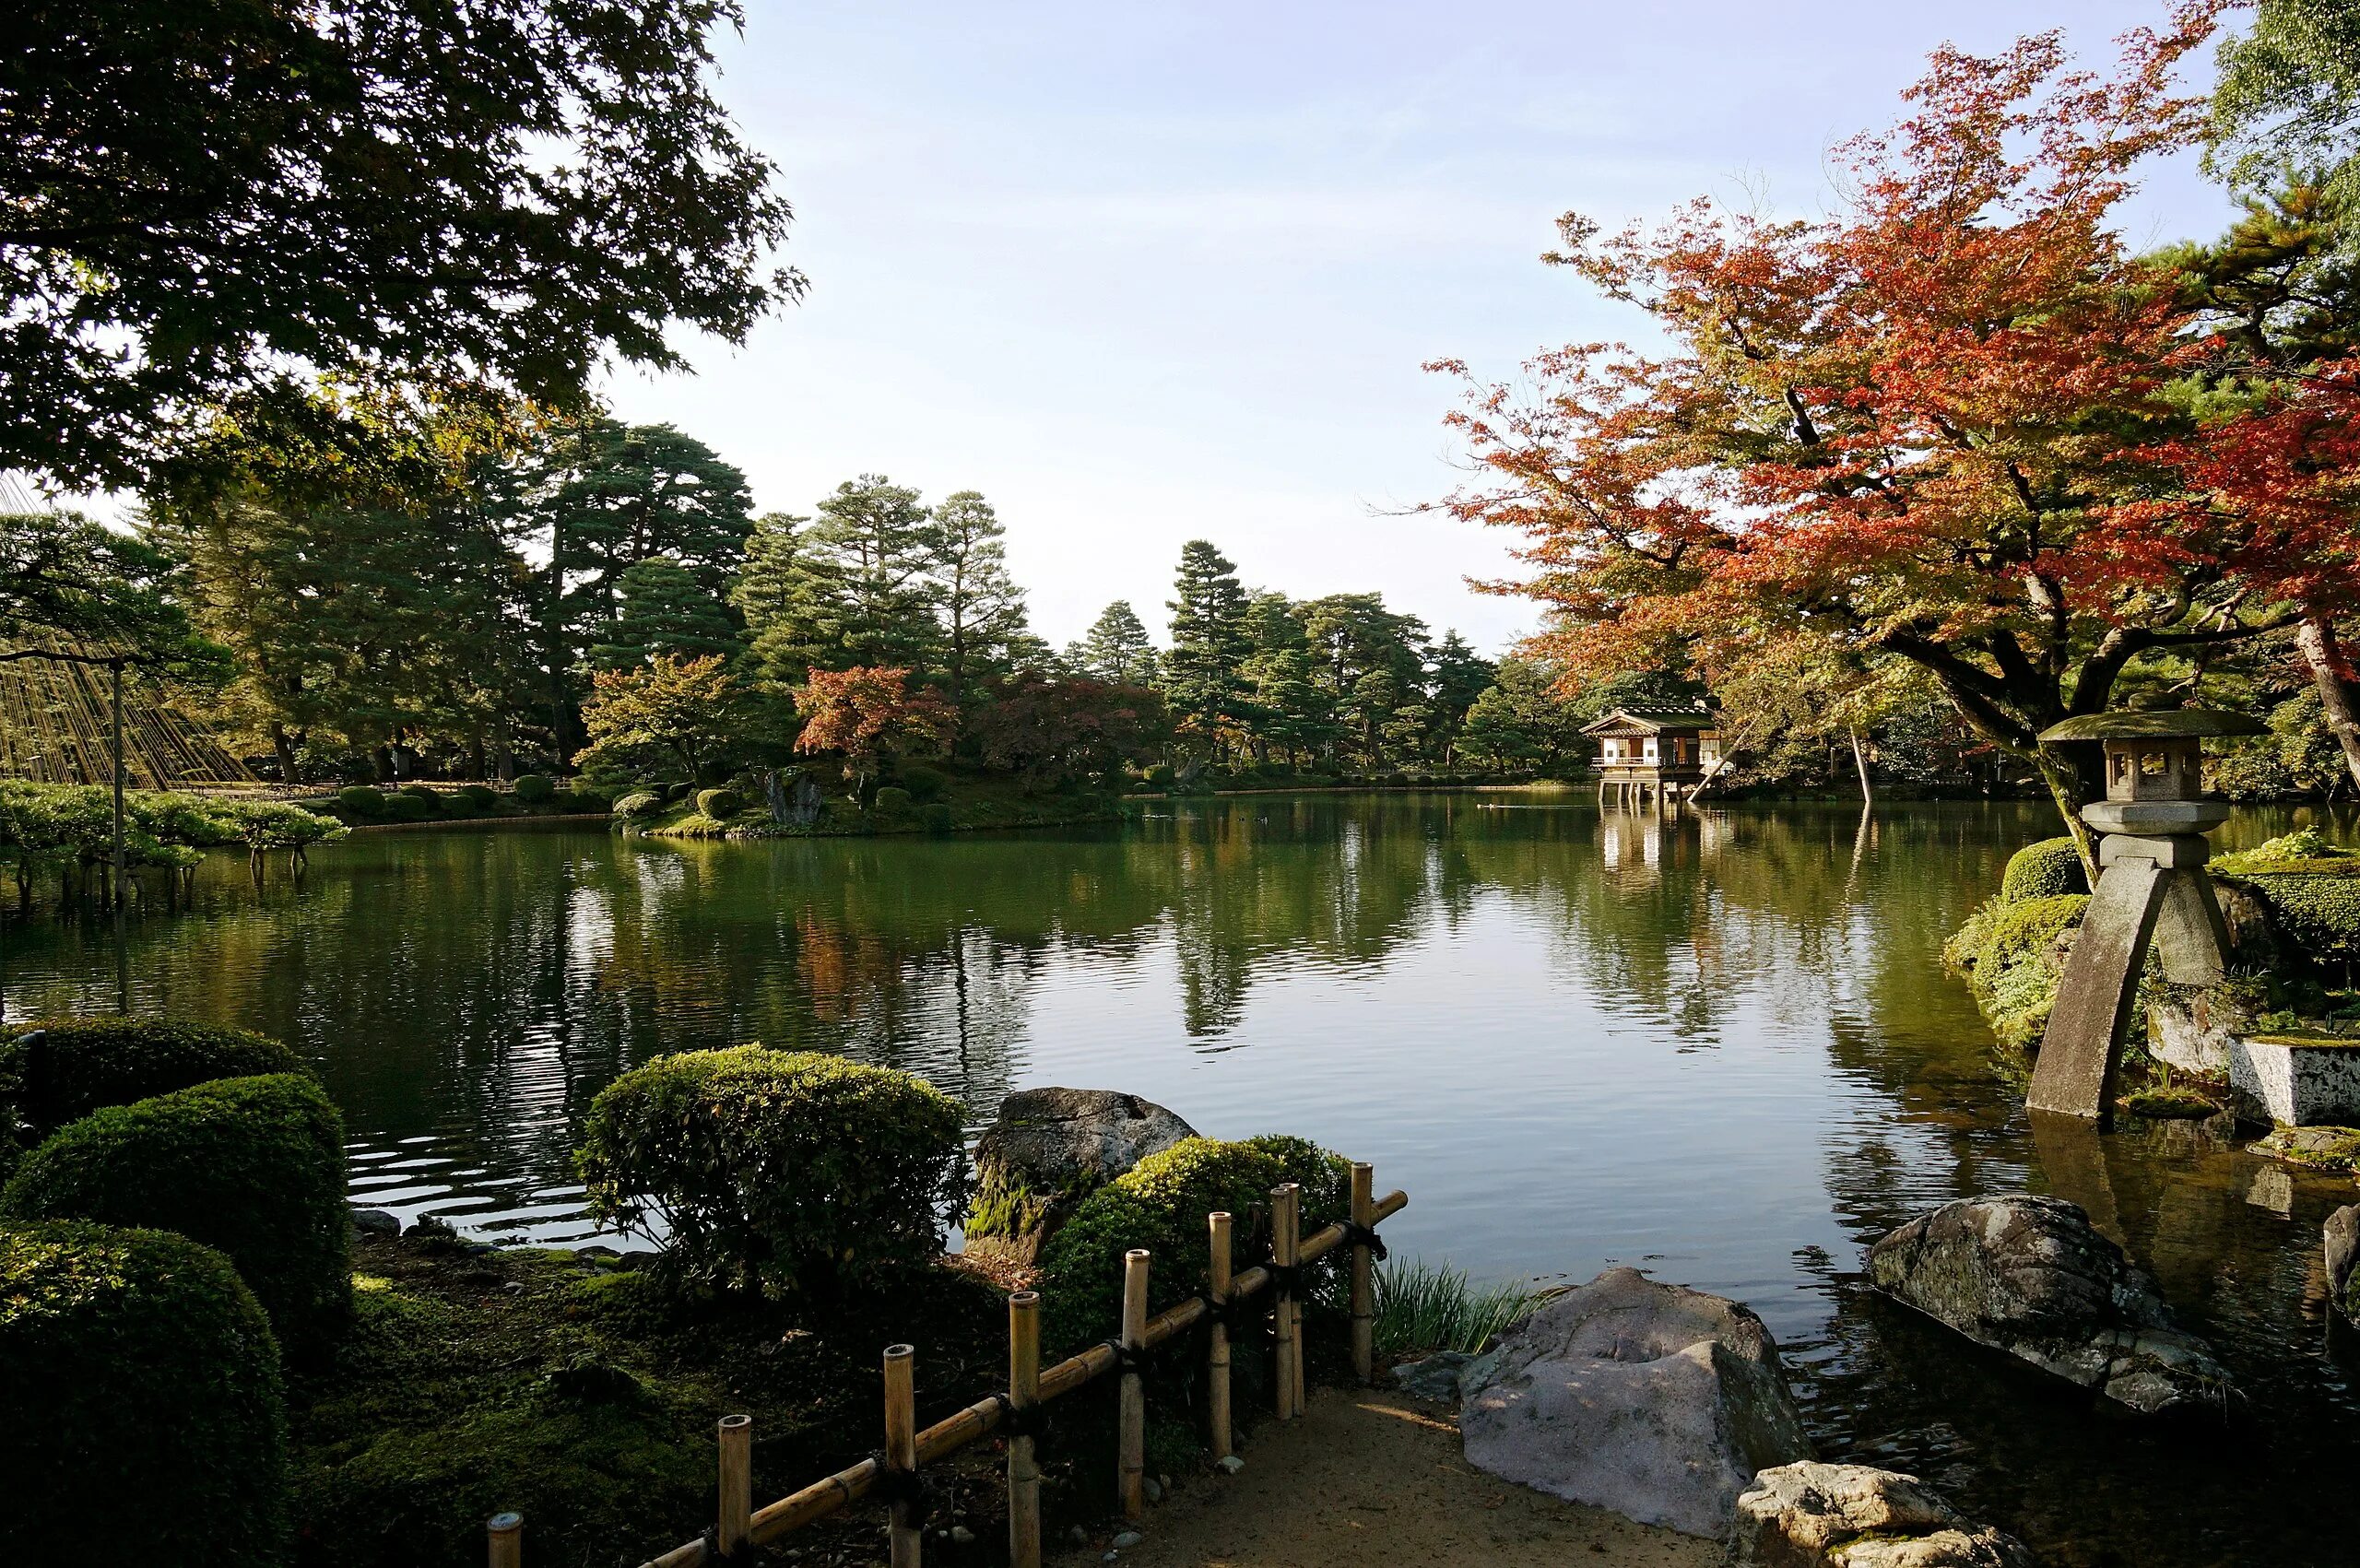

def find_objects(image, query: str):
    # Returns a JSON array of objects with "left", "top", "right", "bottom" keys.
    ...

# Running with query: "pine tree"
[
  {"left": 928, "top": 489, "right": 1028, "bottom": 714},
  {"left": 746, "top": 476, "right": 940, "bottom": 686},
  {"left": 1425, "top": 631, "right": 1497, "bottom": 767},
  {"left": 728, "top": 512, "right": 808, "bottom": 637},
  {"left": 1075, "top": 600, "right": 1159, "bottom": 685},
  {"left": 1163, "top": 541, "right": 1251, "bottom": 755},
  {"left": 590, "top": 556, "right": 742, "bottom": 668}
]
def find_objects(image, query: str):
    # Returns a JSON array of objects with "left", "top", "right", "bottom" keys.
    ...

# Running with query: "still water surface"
[{"left": 4, "top": 795, "right": 2354, "bottom": 1564}]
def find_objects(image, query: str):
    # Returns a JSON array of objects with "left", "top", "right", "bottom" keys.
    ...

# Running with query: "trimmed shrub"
[
  {"left": 0, "top": 1220, "right": 289, "bottom": 1566},
  {"left": 2, "top": 1074, "right": 351, "bottom": 1355},
  {"left": 919, "top": 802, "right": 955, "bottom": 833},
  {"left": 398, "top": 783, "right": 439, "bottom": 802},
  {"left": 379, "top": 792, "right": 439, "bottom": 821},
  {"left": 456, "top": 783, "right": 500, "bottom": 810},
  {"left": 2216, "top": 831, "right": 2360, "bottom": 969},
  {"left": 577, "top": 1046, "right": 967, "bottom": 1303},
  {"left": 0, "top": 1017, "right": 306, "bottom": 1146},
  {"left": 612, "top": 790, "right": 664, "bottom": 819},
  {"left": 1980, "top": 894, "right": 2089, "bottom": 972},
  {"left": 512, "top": 773, "right": 556, "bottom": 804},
  {"left": 337, "top": 784, "right": 386, "bottom": 816},
  {"left": 2000, "top": 837, "right": 2088, "bottom": 902},
  {"left": 899, "top": 764, "right": 948, "bottom": 803},
  {"left": 872, "top": 785, "right": 914, "bottom": 819},
  {"left": 694, "top": 787, "right": 745, "bottom": 819}
]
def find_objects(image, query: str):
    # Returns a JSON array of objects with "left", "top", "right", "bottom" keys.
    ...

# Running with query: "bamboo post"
[
  {"left": 1348, "top": 1162, "right": 1375, "bottom": 1385},
  {"left": 486, "top": 1512, "right": 522, "bottom": 1568},
  {"left": 1008, "top": 1291, "right": 1043, "bottom": 1568},
  {"left": 1118, "top": 1249, "right": 1150, "bottom": 1523},
  {"left": 1207, "top": 1211, "right": 1233, "bottom": 1462},
  {"left": 884, "top": 1344, "right": 920, "bottom": 1568},
  {"left": 717, "top": 1414, "right": 752, "bottom": 1560},
  {"left": 1271, "top": 1184, "right": 1300, "bottom": 1421}
]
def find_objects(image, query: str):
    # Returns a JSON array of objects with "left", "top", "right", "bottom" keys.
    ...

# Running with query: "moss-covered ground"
[{"left": 294, "top": 1232, "right": 1028, "bottom": 1568}]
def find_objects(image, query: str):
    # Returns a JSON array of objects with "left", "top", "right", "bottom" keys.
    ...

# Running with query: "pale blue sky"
[{"left": 608, "top": 1, "right": 2238, "bottom": 654}]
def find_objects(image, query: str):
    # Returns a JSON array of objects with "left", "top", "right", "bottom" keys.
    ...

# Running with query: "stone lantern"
[{"left": 2025, "top": 708, "right": 2265, "bottom": 1119}]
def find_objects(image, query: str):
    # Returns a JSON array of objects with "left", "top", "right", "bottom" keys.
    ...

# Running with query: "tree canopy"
[{"left": 2, "top": 0, "right": 797, "bottom": 489}]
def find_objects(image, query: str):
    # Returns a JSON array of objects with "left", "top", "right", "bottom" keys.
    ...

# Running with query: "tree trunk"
[
  {"left": 2296, "top": 615, "right": 2360, "bottom": 794},
  {"left": 1847, "top": 728, "right": 1874, "bottom": 806},
  {"left": 270, "top": 722, "right": 300, "bottom": 785},
  {"left": 2036, "top": 743, "right": 2100, "bottom": 880}
]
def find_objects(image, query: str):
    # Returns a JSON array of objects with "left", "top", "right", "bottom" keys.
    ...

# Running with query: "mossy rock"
[
  {"left": 963, "top": 1089, "right": 1197, "bottom": 1265},
  {"left": 2120, "top": 1086, "right": 2220, "bottom": 1120},
  {"left": 2000, "top": 837, "right": 2088, "bottom": 902},
  {"left": 2248, "top": 1126, "right": 2360, "bottom": 1170},
  {"left": 1, "top": 1221, "right": 289, "bottom": 1566}
]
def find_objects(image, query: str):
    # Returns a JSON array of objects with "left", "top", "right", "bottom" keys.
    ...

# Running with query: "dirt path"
[{"left": 1051, "top": 1387, "right": 1719, "bottom": 1568}]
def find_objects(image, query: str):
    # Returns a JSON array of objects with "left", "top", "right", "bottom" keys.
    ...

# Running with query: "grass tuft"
[{"left": 1372, "top": 1256, "right": 1552, "bottom": 1361}]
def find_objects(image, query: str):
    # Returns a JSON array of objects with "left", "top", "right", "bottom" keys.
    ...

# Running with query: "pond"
[{"left": 3, "top": 794, "right": 2354, "bottom": 1566}]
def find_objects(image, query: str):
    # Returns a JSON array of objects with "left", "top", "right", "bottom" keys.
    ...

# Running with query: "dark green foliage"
[
  {"left": 693, "top": 787, "right": 745, "bottom": 819},
  {"left": 380, "top": 792, "right": 439, "bottom": 821},
  {"left": 2000, "top": 837, "right": 2089, "bottom": 902},
  {"left": 899, "top": 763, "right": 948, "bottom": 803},
  {"left": 919, "top": 802, "right": 955, "bottom": 833},
  {"left": 1036, "top": 1135, "right": 1349, "bottom": 1357},
  {"left": 6, "top": 1, "right": 795, "bottom": 491},
  {"left": 577, "top": 1046, "right": 967, "bottom": 1303},
  {"left": 872, "top": 785, "right": 914, "bottom": 818},
  {"left": 456, "top": 784, "right": 499, "bottom": 810},
  {"left": 0, "top": 1016, "right": 306, "bottom": 1145},
  {"left": 512, "top": 773, "right": 555, "bottom": 804},
  {"left": 1165, "top": 541, "right": 1253, "bottom": 751},
  {"left": 2, "top": 1074, "right": 351, "bottom": 1354},
  {"left": 0, "top": 1221, "right": 289, "bottom": 1566},
  {"left": 590, "top": 555, "right": 744, "bottom": 670},
  {"left": 339, "top": 784, "right": 387, "bottom": 816},
  {"left": 2216, "top": 830, "right": 2360, "bottom": 968}
]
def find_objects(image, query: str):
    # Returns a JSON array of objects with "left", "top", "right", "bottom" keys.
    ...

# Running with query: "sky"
[{"left": 605, "top": 0, "right": 2242, "bottom": 655}]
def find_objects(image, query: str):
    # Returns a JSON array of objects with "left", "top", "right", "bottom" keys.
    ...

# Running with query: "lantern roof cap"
[{"left": 2038, "top": 708, "right": 2265, "bottom": 743}]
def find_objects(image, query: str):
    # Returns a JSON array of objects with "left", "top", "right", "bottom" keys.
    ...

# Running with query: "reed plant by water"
[{"left": 1372, "top": 1256, "right": 1551, "bottom": 1360}]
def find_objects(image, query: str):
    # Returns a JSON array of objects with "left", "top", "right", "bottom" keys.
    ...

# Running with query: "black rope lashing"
[
  {"left": 865, "top": 1454, "right": 938, "bottom": 1521},
  {"left": 985, "top": 1390, "right": 1050, "bottom": 1440},
  {"left": 1266, "top": 1262, "right": 1304, "bottom": 1297},
  {"left": 1097, "top": 1338, "right": 1149, "bottom": 1375},
  {"left": 1339, "top": 1220, "right": 1389, "bottom": 1261},
  {"left": 1205, "top": 1294, "right": 1263, "bottom": 1333}
]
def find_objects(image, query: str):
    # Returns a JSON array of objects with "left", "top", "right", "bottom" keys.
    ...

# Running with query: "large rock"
[
  {"left": 1867, "top": 1194, "right": 2234, "bottom": 1415},
  {"left": 1734, "top": 1463, "right": 2034, "bottom": 1568},
  {"left": 1457, "top": 1267, "right": 1812, "bottom": 1538},
  {"left": 962, "top": 1088, "right": 1196, "bottom": 1266},
  {"left": 2328, "top": 1205, "right": 2359, "bottom": 1322}
]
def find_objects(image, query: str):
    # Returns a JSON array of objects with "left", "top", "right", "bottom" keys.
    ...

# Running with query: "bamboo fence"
[{"left": 484, "top": 1169, "right": 1406, "bottom": 1568}]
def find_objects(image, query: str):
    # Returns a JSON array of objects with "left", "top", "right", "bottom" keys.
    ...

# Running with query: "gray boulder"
[
  {"left": 1457, "top": 1267, "right": 1812, "bottom": 1538},
  {"left": 1867, "top": 1194, "right": 2234, "bottom": 1416},
  {"left": 962, "top": 1088, "right": 1196, "bottom": 1266},
  {"left": 2328, "top": 1205, "right": 2359, "bottom": 1322},
  {"left": 1390, "top": 1350, "right": 1473, "bottom": 1402},
  {"left": 1734, "top": 1463, "right": 2034, "bottom": 1568}
]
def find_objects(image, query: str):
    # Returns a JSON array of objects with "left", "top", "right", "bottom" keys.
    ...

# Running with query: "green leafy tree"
[
  {"left": 574, "top": 654, "right": 761, "bottom": 784},
  {"left": 927, "top": 490, "right": 1029, "bottom": 717},
  {"left": 2, "top": 0, "right": 797, "bottom": 490},
  {"left": 1163, "top": 541, "right": 1253, "bottom": 758},
  {"left": 2209, "top": 0, "right": 2360, "bottom": 217},
  {"left": 590, "top": 557, "right": 742, "bottom": 670},
  {"left": 748, "top": 477, "right": 940, "bottom": 684}
]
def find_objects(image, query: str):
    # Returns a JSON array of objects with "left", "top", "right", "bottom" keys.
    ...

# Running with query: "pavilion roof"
[{"left": 1579, "top": 708, "right": 1718, "bottom": 737}]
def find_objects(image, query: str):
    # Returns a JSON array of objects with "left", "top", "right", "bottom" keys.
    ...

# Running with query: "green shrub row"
[
  {"left": 2, "top": 1073, "right": 351, "bottom": 1356},
  {"left": 0, "top": 1221, "right": 290, "bottom": 1567},
  {"left": 335, "top": 776, "right": 603, "bottom": 821},
  {"left": 0, "top": 1017, "right": 306, "bottom": 1154}
]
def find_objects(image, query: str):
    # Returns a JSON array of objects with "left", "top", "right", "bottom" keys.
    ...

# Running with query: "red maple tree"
[
  {"left": 793, "top": 666, "right": 955, "bottom": 794},
  {"left": 1430, "top": 8, "right": 2360, "bottom": 844}
]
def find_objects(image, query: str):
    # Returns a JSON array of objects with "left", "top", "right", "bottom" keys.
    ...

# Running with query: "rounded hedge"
[
  {"left": 0, "top": 1017, "right": 307, "bottom": 1146},
  {"left": 457, "top": 783, "right": 500, "bottom": 810},
  {"left": 337, "top": 784, "right": 387, "bottom": 816},
  {"left": 0, "top": 1220, "right": 289, "bottom": 1566},
  {"left": 872, "top": 785, "right": 914, "bottom": 818},
  {"left": 379, "top": 792, "right": 439, "bottom": 821},
  {"left": 512, "top": 773, "right": 556, "bottom": 804},
  {"left": 2000, "top": 837, "right": 2088, "bottom": 902},
  {"left": 613, "top": 789, "right": 664, "bottom": 819},
  {"left": 1036, "top": 1134, "right": 1349, "bottom": 1358},
  {"left": 578, "top": 1046, "right": 967, "bottom": 1303},
  {"left": 2, "top": 1074, "right": 351, "bottom": 1355},
  {"left": 695, "top": 786, "right": 745, "bottom": 819},
  {"left": 899, "top": 764, "right": 948, "bottom": 803}
]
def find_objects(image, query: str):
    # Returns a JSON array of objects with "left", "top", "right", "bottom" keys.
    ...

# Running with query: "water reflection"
[{"left": 4, "top": 796, "right": 2357, "bottom": 1565}]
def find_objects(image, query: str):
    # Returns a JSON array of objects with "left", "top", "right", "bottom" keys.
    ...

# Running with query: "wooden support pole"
[
  {"left": 1207, "top": 1211, "right": 1233, "bottom": 1462},
  {"left": 1271, "top": 1183, "right": 1301, "bottom": 1421},
  {"left": 1008, "top": 1291, "right": 1043, "bottom": 1568},
  {"left": 883, "top": 1344, "right": 920, "bottom": 1568},
  {"left": 1348, "top": 1162, "right": 1375, "bottom": 1385},
  {"left": 717, "top": 1414, "right": 751, "bottom": 1560},
  {"left": 487, "top": 1512, "right": 523, "bottom": 1568},
  {"left": 1118, "top": 1248, "right": 1150, "bottom": 1523}
]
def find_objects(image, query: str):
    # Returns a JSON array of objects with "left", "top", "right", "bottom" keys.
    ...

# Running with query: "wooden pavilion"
[{"left": 1582, "top": 708, "right": 1720, "bottom": 807}]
